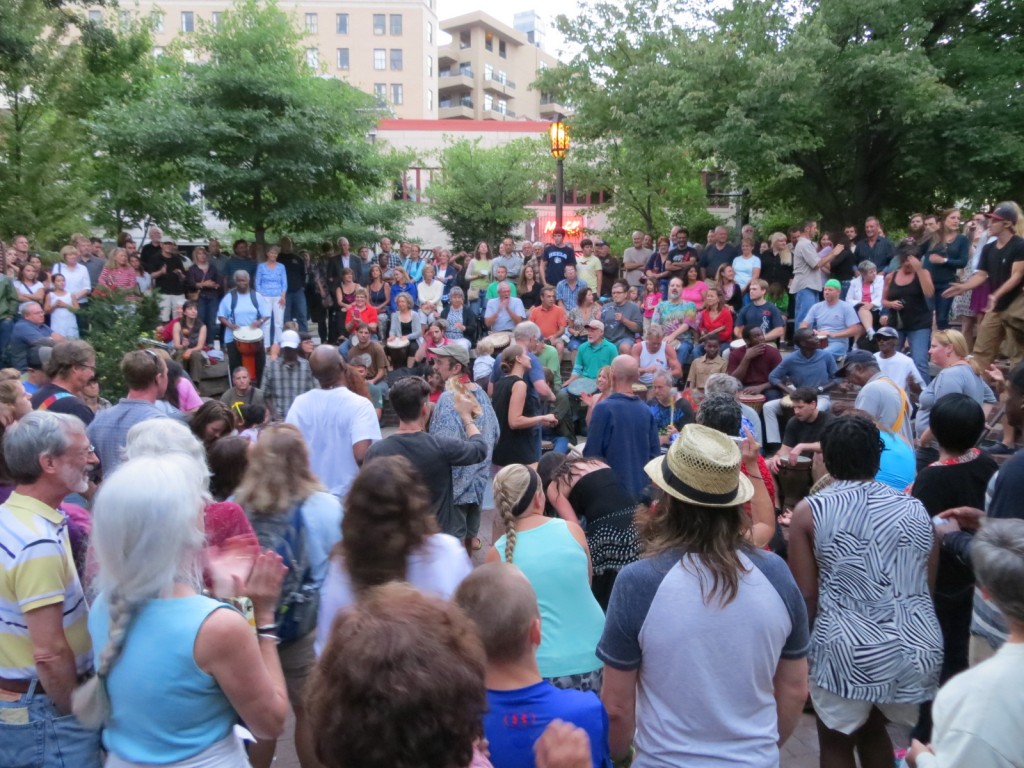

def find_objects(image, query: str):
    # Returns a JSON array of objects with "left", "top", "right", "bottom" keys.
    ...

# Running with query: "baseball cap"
[
  {"left": 875, "top": 327, "right": 899, "bottom": 339},
  {"left": 985, "top": 204, "right": 1019, "bottom": 225},
  {"left": 431, "top": 345, "right": 470, "bottom": 367},
  {"left": 280, "top": 329, "right": 301, "bottom": 349},
  {"left": 824, "top": 279, "right": 842, "bottom": 290},
  {"left": 836, "top": 349, "right": 877, "bottom": 376},
  {"left": 585, "top": 319, "right": 605, "bottom": 332}
]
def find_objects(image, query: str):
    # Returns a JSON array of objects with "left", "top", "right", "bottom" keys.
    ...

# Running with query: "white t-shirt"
[
  {"left": 314, "top": 533, "right": 472, "bottom": 655},
  {"left": 875, "top": 351, "right": 925, "bottom": 390},
  {"left": 51, "top": 262, "right": 92, "bottom": 302},
  {"left": 285, "top": 387, "right": 381, "bottom": 497}
]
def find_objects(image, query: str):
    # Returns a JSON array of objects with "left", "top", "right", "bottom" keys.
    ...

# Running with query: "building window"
[
  {"left": 484, "top": 93, "right": 493, "bottom": 111},
  {"left": 373, "top": 49, "right": 386, "bottom": 70},
  {"left": 374, "top": 83, "right": 386, "bottom": 104},
  {"left": 118, "top": 10, "right": 131, "bottom": 29},
  {"left": 485, "top": 32, "right": 493, "bottom": 52},
  {"left": 211, "top": 11, "right": 222, "bottom": 28},
  {"left": 391, "top": 84, "right": 404, "bottom": 105},
  {"left": 306, "top": 48, "right": 319, "bottom": 69},
  {"left": 499, "top": 40, "right": 507, "bottom": 58},
  {"left": 181, "top": 12, "right": 194, "bottom": 33},
  {"left": 426, "top": 55, "right": 433, "bottom": 77},
  {"left": 337, "top": 48, "right": 349, "bottom": 70},
  {"left": 390, "top": 14, "right": 402, "bottom": 35},
  {"left": 88, "top": 9, "right": 102, "bottom": 23},
  {"left": 183, "top": 48, "right": 196, "bottom": 63},
  {"left": 151, "top": 12, "right": 164, "bottom": 32},
  {"left": 497, "top": 98, "right": 508, "bottom": 114},
  {"left": 459, "top": 30, "right": 470, "bottom": 49},
  {"left": 373, "top": 14, "right": 386, "bottom": 35},
  {"left": 305, "top": 13, "right": 318, "bottom": 34},
  {"left": 459, "top": 62, "right": 472, "bottom": 77},
  {"left": 390, "top": 49, "right": 402, "bottom": 71},
  {"left": 427, "top": 22, "right": 433, "bottom": 44},
  {"left": 427, "top": 89, "right": 433, "bottom": 112},
  {"left": 497, "top": 70, "right": 507, "bottom": 84},
  {"left": 484, "top": 63, "right": 493, "bottom": 80},
  {"left": 336, "top": 13, "right": 348, "bottom": 34}
]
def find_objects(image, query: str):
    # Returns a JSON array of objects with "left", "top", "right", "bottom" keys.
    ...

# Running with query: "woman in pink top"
[
  {"left": 680, "top": 264, "right": 708, "bottom": 304},
  {"left": 99, "top": 247, "right": 141, "bottom": 292}
]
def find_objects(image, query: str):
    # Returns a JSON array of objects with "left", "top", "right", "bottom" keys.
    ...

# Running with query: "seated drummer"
[
  {"left": 765, "top": 386, "right": 833, "bottom": 475},
  {"left": 563, "top": 320, "right": 618, "bottom": 395},
  {"left": 727, "top": 326, "right": 784, "bottom": 400},
  {"left": 484, "top": 282, "right": 526, "bottom": 333},
  {"left": 762, "top": 327, "right": 838, "bottom": 451},
  {"left": 648, "top": 368, "right": 695, "bottom": 447}
]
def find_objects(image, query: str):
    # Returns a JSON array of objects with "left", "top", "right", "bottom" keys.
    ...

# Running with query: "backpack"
[
  {"left": 229, "top": 289, "right": 262, "bottom": 324},
  {"left": 249, "top": 501, "right": 318, "bottom": 643}
]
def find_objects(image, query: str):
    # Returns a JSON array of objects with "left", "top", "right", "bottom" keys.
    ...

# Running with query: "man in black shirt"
[
  {"left": 279, "top": 236, "right": 308, "bottom": 331},
  {"left": 540, "top": 228, "right": 576, "bottom": 287},
  {"left": 699, "top": 226, "right": 739, "bottom": 281},
  {"left": 139, "top": 225, "right": 164, "bottom": 274},
  {"left": 944, "top": 202, "right": 1024, "bottom": 374},
  {"left": 766, "top": 386, "right": 832, "bottom": 474},
  {"left": 855, "top": 217, "right": 896, "bottom": 273}
]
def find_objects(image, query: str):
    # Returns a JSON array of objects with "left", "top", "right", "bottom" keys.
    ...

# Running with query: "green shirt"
[
  {"left": 485, "top": 281, "right": 518, "bottom": 300},
  {"left": 0, "top": 276, "right": 18, "bottom": 320},
  {"left": 537, "top": 343, "right": 562, "bottom": 388},
  {"left": 572, "top": 338, "right": 618, "bottom": 380}
]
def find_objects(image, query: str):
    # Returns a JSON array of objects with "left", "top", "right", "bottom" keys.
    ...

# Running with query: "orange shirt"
[{"left": 529, "top": 304, "right": 567, "bottom": 339}]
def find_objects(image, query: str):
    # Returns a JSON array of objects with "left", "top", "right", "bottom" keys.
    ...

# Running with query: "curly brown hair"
[
  {"left": 341, "top": 455, "right": 437, "bottom": 595},
  {"left": 307, "top": 583, "right": 486, "bottom": 768}
]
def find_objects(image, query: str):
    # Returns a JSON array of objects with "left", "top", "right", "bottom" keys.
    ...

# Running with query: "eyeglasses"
[{"left": 76, "top": 363, "right": 96, "bottom": 372}]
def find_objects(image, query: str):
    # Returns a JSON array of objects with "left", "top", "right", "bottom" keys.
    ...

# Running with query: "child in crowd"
[
  {"left": 642, "top": 277, "right": 662, "bottom": 335},
  {"left": 765, "top": 281, "right": 790, "bottom": 315},
  {"left": 238, "top": 403, "right": 268, "bottom": 443},
  {"left": 349, "top": 353, "right": 383, "bottom": 421},
  {"left": 685, "top": 335, "right": 727, "bottom": 395},
  {"left": 473, "top": 336, "right": 495, "bottom": 389}
]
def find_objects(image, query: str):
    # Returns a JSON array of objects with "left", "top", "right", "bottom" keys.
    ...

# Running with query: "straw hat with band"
[{"left": 645, "top": 424, "right": 754, "bottom": 508}]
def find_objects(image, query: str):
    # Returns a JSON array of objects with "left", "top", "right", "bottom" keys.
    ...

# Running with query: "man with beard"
[
  {"left": 0, "top": 412, "right": 102, "bottom": 767},
  {"left": 30, "top": 340, "right": 97, "bottom": 426}
]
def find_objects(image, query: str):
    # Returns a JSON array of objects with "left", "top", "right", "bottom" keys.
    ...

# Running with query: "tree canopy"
[
  {"left": 540, "top": 0, "right": 1024, "bottom": 230},
  {"left": 428, "top": 138, "right": 548, "bottom": 251}
]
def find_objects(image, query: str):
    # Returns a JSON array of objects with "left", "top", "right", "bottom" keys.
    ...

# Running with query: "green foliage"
[
  {"left": 427, "top": 138, "right": 549, "bottom": 252},
  {"left": 164, "top": 0, "right": 397, "bottom": 246},
  {"left": 84, "top": 289, "right": 161, "bottom": 396}
]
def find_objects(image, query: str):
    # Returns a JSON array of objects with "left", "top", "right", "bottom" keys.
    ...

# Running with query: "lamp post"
[{"left": 549, "top": 114, "right": 570, "bottom": 233}]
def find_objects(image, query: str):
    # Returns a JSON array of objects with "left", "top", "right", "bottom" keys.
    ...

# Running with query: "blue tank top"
[
  {"left": 88, "top": 594, "right": 239, "bottom": 763},
  {"left": 496, "top": 518, "right": 604, "bottom": 677}
]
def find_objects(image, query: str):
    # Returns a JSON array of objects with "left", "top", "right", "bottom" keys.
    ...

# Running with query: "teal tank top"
[
  {"left": 88, "top": 594, "right": 239, "bottom": 763},
  {"left": 496, "top": 518, "right": 604, "bottom": 677}
]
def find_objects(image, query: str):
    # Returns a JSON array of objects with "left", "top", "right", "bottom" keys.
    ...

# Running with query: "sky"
[{"left": 435, "top": 0, "right": 579, "bottom": 58}]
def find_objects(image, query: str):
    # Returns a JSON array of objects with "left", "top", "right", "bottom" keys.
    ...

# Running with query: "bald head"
[
  {"left": 309, "top": 345, "right": 343, "bottom": 387},
  {"left": 453, "top": 563, "right": 538, "bottom": 664},
  {"left": 611, "top": 354, "right": 640, "bottom": 388}
]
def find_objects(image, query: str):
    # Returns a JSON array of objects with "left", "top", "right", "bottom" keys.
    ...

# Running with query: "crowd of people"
[{"left": 2, "top": 205, "right": 1024, "bottom": 768}]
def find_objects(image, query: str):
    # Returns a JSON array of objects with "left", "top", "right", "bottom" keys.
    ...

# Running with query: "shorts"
[
  {"left": 545, "top": 667, "right": 603, "bottom": 694},
  {"left": 809, "top": 682, "right": 920, "bottom": 735},
  {"left": 279, "top": 631, "right": 316, "bottom": 711}
]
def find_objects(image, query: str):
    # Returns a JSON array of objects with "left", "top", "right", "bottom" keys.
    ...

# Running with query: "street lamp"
[{"left": 549, "top": 114, "right": 570, "bottom": 232}]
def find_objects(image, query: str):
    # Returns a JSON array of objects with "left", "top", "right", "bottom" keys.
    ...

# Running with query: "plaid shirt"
[
  {"left": 555, "top": 277, "right": 589, "bottom": 308},
  {"left": 262, "top": 357, "right": 316, "bottom": 419}
]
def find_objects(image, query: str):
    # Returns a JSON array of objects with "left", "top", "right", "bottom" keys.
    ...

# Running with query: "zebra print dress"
[{"left": 807, "top": 480, "right": 942, "bottom": 704}]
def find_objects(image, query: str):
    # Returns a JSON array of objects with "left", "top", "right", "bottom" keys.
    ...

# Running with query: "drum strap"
[{"left": 229, "top": 290, "right": 262, "bottom": 325}]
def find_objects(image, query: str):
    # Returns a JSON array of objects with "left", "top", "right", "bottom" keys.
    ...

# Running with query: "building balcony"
[
  {"left": 483, "top": 75, "right": 515, "bottom": 92},
  {"left": 438, "top": 96, "right": 474, "bottom": 119},
  {"left": 538, "top": 99, "right": 567, "bottom": 118},
  {"left": 438, "top": 72, "right": 474, "bottom": 93}
]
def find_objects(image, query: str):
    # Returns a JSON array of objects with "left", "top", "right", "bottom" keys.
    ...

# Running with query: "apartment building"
[
  {"left": 86, "top": 0, "right": 438, "bottom": 119},
  {"left": 437, "top": 11, "right": 566, "bottom": 121}
]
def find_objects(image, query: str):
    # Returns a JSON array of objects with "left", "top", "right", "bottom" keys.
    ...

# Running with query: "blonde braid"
[
  {"left": 492, "top": 465, "right": 533, "bottom": 564},
  {"left": 72, "top": 591, "right": 140, "bottom": 728}
]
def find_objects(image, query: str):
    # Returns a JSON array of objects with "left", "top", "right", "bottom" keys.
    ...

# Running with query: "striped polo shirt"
[{"left": 0, "top": 492, "right": 92, "bottom": 679}]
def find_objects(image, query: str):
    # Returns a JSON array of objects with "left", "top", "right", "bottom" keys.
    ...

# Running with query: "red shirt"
[
  {"left": 529, "top": 303, "right": 567, "bottom": 339},
  {"left": 726, "top": 343, "right": 783, "bottom": 387},
  {"left": 698, "top": 307, "right": 734, "bottom": 343}
]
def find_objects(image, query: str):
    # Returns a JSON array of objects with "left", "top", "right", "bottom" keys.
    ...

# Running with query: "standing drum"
[
  {"left": 233, "top": 326, "right": 264, "bottom": 381},
  {"left": 777, "top": 455, "right": 814, "bottom": 511},
  {"left": 738, "top": 392, "right": 766, "bottom": 413},
  {"left": 489, "top": 332, "right": 512, "bottom": 353}
]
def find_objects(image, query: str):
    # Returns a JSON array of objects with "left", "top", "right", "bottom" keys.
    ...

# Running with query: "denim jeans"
[
  {"left": 899, "top": 327, "right": 932, "bottom": 384},
  {"left": 675, "top": 339, "right": 694, "bottom": 366},
  {"left": 0, "top": 682, "right": 102, "bottom": 768},
  {"left": 794, "top": 288, "right": 821, "bottom": 327},
  {"left": 0, "top": 316, "right": 13, "bottom": 367},
  {"left": 284, "top": 289, "right": 308, "bottom": 332},
  {"left": 197, "top": 296, "right": 219, "bottom": 341},
  {"left": 932, "top": 283, "right": 954, "bottom": 331}
]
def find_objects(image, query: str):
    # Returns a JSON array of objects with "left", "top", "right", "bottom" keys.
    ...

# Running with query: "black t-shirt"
[
  {"left": 492, "top": 374, "right": 540, "bottom": 466},
  {"left": 887, "top": 272, "right": 932, "bottom": 331},
  {"left": 278, "top": 252, "right": 306, "bottom": 292},
  {"left": 668, "top": 245, "right": 697, "bottom": 266},
  {"left": 541, "top": 244, "right": 576, "bottom": 286},
  {"left": 31, "top": 383, "right": 94, "bottom": 426},
  {"left": 700, "top": 244, "right": 739, "bottom": 280},
  {"left": 140, "top": 243, "right": 163, "bottom": 274},
  {"left": 153, "top": 255, "right": 187, "bottom": 295},
  {"left": 364, "top": 431, "right": 487, "bottom": 529},
  {"left": 981, "top": 235, "right": 1024, "bottom": 312},
  {"left": 829, "top": 248, "right": 856, "bottom": 281},
  {"left": 782, "top": 409, "right": 832, "bottom": 448}
]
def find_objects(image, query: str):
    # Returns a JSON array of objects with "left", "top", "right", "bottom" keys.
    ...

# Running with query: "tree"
[
  {"left": 535, "top": 0, "right": 714, "bottom": 242},
  {"left": 428, "top": 138, "right": 548, "bottom": 251},
  {"left": 170, "top": 0, "right": 400, "bottom": 247}
]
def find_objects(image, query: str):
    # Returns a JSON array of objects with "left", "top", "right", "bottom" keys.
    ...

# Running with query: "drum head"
[
  {"left": 489, "top": 332, "right": 511, "bottom": 349},
  {"left": 386, "top": 337, "right": 410, "bottom": 349},
  {"left": 234, "top": 326, "right": 263, "bottom": 343},
  {"left": 730, "top": 339, "right": 746, "bottom": 349},
  {"left": 567, "top": 378, "right": 599, "bottom": 396}
]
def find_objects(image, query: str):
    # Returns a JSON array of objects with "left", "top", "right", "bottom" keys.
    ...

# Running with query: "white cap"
[{"left": 280, "top": 330, "right": 301, "bottom": 349}]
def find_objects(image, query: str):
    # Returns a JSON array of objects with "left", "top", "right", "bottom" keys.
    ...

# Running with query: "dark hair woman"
[{"left": 490, "top": 344, "right": 558, "bottom": 469}]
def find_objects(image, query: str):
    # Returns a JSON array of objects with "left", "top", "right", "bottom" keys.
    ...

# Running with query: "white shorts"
[{"left": 809, "top": 682, "right": 920, "bottom": 735}]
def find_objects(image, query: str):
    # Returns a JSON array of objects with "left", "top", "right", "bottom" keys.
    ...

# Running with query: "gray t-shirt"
[
  {"left": 916, "top": 364, "right": 995, "bottom": 439},
  {"left": 598, "top": 547, "right": 809, "bottom": 767},
  {"left": 601, "top": 301, "right": 643, "bottom": 344},
  {"left": 855, "top": 373, "right": 914, "bottom": 447}
]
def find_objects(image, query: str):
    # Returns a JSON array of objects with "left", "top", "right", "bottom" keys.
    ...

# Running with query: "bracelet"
[
  {"left": 257, "top": 633, "right": 280, "bottom": 643},
  {"left": 256, "top": 623, "right": 277, "bottom": 634}
]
